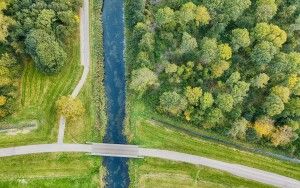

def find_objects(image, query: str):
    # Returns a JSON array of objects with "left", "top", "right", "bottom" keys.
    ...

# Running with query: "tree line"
[
  {"left": 0, "top": 0, "right": 81, "bottom": 119},
  {"left": 128, "top": 0, "right": 300, "bottom": 156}
]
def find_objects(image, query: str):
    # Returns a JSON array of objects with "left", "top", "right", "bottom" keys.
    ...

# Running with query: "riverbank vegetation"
[
  {"left": 126, "top": 0, "right": 300, "bottom": 156},
  {"left": 127, "top": 99, "right": 300, "bottom": 180},
  {"left": 89, "top": 0, "right": 106, "bottom": 141}
]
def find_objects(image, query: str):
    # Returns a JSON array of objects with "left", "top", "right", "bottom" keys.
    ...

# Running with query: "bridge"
[{"left": 0, "top": 143, "right": 300, "bottom": 188}]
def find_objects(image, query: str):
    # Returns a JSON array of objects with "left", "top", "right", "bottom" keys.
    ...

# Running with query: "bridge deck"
[{"left": 91, "top": 143, "right": 141, "bottom": 158}]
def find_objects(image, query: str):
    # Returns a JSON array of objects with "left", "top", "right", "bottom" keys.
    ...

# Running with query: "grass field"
[
  {"left": 129, "top": 158, "right": 273, "bottom": 188},
  {"left": 0, "top": 37, "right": 83, "bottom": 147},
  {"left": 0, "top": 153, "right": 102, "bottom": 188},
  {"left": 127, "top": 98, "right": 300, "bottom": 182}
]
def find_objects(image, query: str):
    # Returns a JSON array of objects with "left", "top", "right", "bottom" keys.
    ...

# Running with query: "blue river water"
[{"left": 102, "top": 0, "right": 129, "bottom": 187}]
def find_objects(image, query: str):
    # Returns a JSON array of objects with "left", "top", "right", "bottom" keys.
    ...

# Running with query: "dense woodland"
[
  {"left": 0, "top": 0, "right": 81, "bottom": 119},
  {"left": 128, "top": 0, "right": 300, "bottom": 156}
]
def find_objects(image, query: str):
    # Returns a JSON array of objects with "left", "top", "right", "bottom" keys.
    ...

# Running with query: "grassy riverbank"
[{"left": 126, "top": 98, "right": 300, "bottom": 183}]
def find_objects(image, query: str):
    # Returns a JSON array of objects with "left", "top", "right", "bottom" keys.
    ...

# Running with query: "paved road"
[
  {"left": 139, "top": 148, "right": 300, "bottom": 188},
  {"left": 57, "top": 0, "right": 90, "bottom": 144},
  {"left": 0, "top": 144, "right": 299, "bottom": 188}
]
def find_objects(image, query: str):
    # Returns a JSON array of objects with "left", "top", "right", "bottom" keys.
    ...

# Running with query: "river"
[{"left": 102, "top": 0, "right": 129, "bottom": 187}]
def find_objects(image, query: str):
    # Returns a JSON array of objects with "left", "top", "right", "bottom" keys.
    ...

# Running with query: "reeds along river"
[{"left": 102, "top": 0, "right": 129, "bottom": 187}]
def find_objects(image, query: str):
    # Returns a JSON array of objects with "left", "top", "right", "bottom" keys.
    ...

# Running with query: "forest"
[
  {"left": 0, "top": 0, "right": 81, "bottom": 119},
  {"left": 128, "top": 0, "right": 300, "bottom": 156}
]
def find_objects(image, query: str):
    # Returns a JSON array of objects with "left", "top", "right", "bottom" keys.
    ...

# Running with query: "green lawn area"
[
  {"left": 127, "top": 98, "right": 300, "bottom": 181},
  {"left": 0, "top": 37, "right": 83, "bottom": 147},
  {"left": 129, "top": 158, "right": 273, "bottom": 188},
  {"left": 0, "top": 153, "right": 103, "bottom": 188}
]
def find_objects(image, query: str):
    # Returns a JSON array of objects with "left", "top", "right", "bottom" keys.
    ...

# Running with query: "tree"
[
  {"left": 185, "top": 86, "right": 202, "bottom": 105},
  {"left": 0, "top": 96, "right": 7, "bottom": 106},
  {"left": 218, "top": 43, "right": 232, "bottom": 60},
  {"left": 56, "top": 96, "right": 85, "bottom": 122},
  {"left": 179, "top": 2, "right": 197, "bottom": 25},
  {"left": 222, "top": 0, "right": 251, "bottom": 22},
  {"left": 159, "top": 91, "right": 187, "bottom": 116},
  {"left": 256, "top": 0, "right": 277, "bottom": 22},
  {"left": 203, "top": 0, "right": 251, "bottom": 23},
  {"left": 204, "top": 108, "right": 223, "bottom": 129},
  {"left": 156, "top": 7, "right": 176, "bottom": 30},
  {"left": 284, "top": 98, "right": 300, "bottom": 117},
  {"left": 211, "top": 60, "right": 230, "bottom": 78},
  {"left": 139, "top": 32, "right": 155, "bottom": 53},
  {"left": 287, "top": 74, "right": 299, "bottom": 90},
  {"left": 271, "top": 125, "right": 297, "bottom": 147},
  {"left": 25, "top": 29, "right": 66, "bottom": 74},
  {"left": 231, "top": 28, "right": 250, "bottom": 51},
  {"left": 226, "top": 71, "right": 241, "bottom": 86},
  {"left": 180, "top": 32, "right": 198, "bottom": 54},
  {"left": 195, "top": 6, "right": 211, "bottom": 26},
  {"left": 231, "top": 81, "right": 250, "bottom": 104},
  {"left": 165, "top": 63, "right": 177, "bottom": 74},
  {"left": 254, "top": 116, "right": 274, "bottom": 138},
  {"left": 129, "top": 68, "right": 159, "bottom": 96},
  {"left": 35, "top": 9, "right": 55, "bottom": 33},
  {"left": 269, "top": 52, "right": 300, "bottom": 82},
  {"left": 251, "top": 41, "right": 277, "bottom": 64},
  {"left": 251, "top": 73, "right": 269, "bottom": 88},
  {"left": 133, "top": 22, "right": 149, "bottom": 39},
  {"left": 229, "top": 118, "right": 249, "bottom": 140},
  {"left": 252, "top": 23, "right": 287, "bottom": 47},
  {"left": 216, "top": 93, "right": 234, "bottom": 112},
  {"left": 136, "top": 51, "right": 151, "bottom": 67},
  {"left": 263, "top": 93, "right": 285, "bottom": 116},
  {"left": 0, "top": 2, "right": 14, "bottom": 42},
  {"left": 199, "top": 37, "right": 218, "bottom": 63},
  {"left": 199, "top": 92, "right": 214, "bottom": 110},
  {"left": 56, "top": 10, "right": 80, "bottom": 40},
  {"left": 271, "top": 86, "right": 290, "bottom": 103}
]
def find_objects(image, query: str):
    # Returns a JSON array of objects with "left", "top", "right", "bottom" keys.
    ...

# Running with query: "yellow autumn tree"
[
  {"left": 271, "top": 85, "right": 290, "bottom": 103},
  {"left": 195, "top": 6, "right": 211, "bottom": 26},
  {"left": 218, "top": 44, "right": 232, "bottom": 60},
  {"left": 254, "top": 117, "right": 274, "bottom": 138},
  {"left": 0, "top": 96, "right": 7, "bottom": 106},
  {"left": 211, "top": 60, "right": 230, "bottom": 78},
  {"left": 185, "top": 86, "right": 202, "bottom": 105},
  {"left": 56, "top": 96, "right": 85, "bottom": 122}
]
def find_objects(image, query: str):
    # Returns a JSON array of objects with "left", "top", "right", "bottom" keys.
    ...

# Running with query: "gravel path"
[{"left": 57, "top": 0, "right": 90, "bottom": 144}]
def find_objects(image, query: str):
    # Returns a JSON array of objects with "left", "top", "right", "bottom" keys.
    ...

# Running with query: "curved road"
[{"left": 0, "top": 144, "right": 299, "bottom": 188}]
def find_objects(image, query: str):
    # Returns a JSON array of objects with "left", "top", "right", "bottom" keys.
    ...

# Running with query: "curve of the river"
[{"left": 102, "top": 0, "right": 129, "bottom": 187}]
